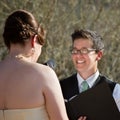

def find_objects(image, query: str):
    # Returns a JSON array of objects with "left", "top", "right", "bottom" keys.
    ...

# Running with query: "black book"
[{"left": 65, "top": 81, "right": 120, "bottom": 120}]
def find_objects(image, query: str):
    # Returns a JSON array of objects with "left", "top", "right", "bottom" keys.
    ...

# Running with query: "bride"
[{"left": 0, "top": 9, "right": 68, "bottom": 120}]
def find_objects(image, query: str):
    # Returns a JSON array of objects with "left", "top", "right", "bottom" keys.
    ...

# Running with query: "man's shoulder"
[
  {"left": 99, "top": 74, "right": 116, "bottom": 92},
  {"left": 60, "top": 73, "right": 77, "bottom": 83},
  {"left": 99, "top": 74, "right": 115, "bottom": 83}
]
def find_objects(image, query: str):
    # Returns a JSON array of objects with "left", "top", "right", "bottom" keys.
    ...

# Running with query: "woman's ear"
[
  {"left": 96, "top": 51, "right": 103, "bottom": 61},
  {"left": 31, "top": 35, "right": 37, "bottom": 48}
]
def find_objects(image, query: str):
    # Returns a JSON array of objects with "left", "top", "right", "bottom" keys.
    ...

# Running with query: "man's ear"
[
  {"left": 96, "top": 51, "right": 103, "bottom": 61},
  {"left": 31, "top": 35, "right": 37, "bottom": 48}
]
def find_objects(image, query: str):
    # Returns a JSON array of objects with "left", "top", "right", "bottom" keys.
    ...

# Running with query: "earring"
[{"left": 31, "top": 48, "right": 35, "bottom": 54}]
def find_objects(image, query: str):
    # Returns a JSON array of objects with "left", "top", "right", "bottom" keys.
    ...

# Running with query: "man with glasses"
[{"left": 60, "top": 29, "right": 120, "bottom": 120}]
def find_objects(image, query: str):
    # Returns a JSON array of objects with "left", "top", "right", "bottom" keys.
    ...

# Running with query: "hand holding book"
[{"left": 65, "top": 81, "right": 120, "bottom": 120}]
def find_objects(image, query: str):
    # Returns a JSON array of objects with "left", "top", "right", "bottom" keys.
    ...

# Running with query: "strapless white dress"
[{"left": 0, "top": 106, "right": 49, "bottom": 120}]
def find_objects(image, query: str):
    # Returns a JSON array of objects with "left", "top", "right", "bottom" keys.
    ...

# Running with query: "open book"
[{"left": 65, "top": 81, "right": 120, "bottom": 120}]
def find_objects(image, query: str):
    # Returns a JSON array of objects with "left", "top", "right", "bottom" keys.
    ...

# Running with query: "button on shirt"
[{"left": 77, "top": 70, "right": 120, "bottom": 112}]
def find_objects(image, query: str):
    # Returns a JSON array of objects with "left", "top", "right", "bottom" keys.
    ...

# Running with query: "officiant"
[{"left": 60, "top": 29, "right": 120, "bottom": 119}]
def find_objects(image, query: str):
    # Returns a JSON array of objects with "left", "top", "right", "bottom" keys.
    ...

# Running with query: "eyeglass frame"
[{"left": 70, "top": 47, "right": 98, "bottom": 55}]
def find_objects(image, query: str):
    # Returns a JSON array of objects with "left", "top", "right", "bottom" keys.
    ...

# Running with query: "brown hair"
[
  {"left": 71, "top": 29, "right": 104, "bottom": 52},
  {"left": 3, "top": 9, "right": 46, "bottom": 49}
]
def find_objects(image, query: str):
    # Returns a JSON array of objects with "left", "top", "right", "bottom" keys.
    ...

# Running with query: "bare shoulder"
[{"left": 29, "top": 62, "right": 58, "bottom": 82}]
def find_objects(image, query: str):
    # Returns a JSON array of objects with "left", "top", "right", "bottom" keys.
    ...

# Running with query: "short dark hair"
[
  {"left": 3, "top": 9, "right": 45, "bottom": 49},
  {"left": 71, "top": 29, "right": 104, "bottom": 52}
]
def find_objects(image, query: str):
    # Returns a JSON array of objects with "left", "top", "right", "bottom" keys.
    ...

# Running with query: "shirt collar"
[{"left": 77, "top": 70, "right": 99, "bottom": 88}]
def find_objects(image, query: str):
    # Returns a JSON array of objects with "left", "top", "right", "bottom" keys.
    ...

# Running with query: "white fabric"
[{"left": 0, "top": 106, "right": 49, "bottom": 120}]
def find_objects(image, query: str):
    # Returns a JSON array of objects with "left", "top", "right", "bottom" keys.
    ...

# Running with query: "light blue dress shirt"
[{"left": 77, "top": 70, "right": 120, "bottom": 112}]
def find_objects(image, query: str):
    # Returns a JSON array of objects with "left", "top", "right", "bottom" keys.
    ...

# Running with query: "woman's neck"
[{"left": 7, "top": 52, "right": 33, "bottom": 63}]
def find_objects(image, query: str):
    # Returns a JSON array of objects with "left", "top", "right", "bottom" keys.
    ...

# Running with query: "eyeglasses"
[{"left": 70, "top": 47, "right": 97, "bottom": 55}]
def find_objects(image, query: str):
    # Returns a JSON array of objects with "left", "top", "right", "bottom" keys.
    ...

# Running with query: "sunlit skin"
[
  {"left": 78, "top": 116, "right": 87, "bottom": 120},
  {"left": 71, "top": 38, "right": 103, "bottom": 80}
]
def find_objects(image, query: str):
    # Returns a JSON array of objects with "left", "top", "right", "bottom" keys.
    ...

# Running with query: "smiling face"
[{"left": 71, "top": 38, "right": 103, "bottom": 79}]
